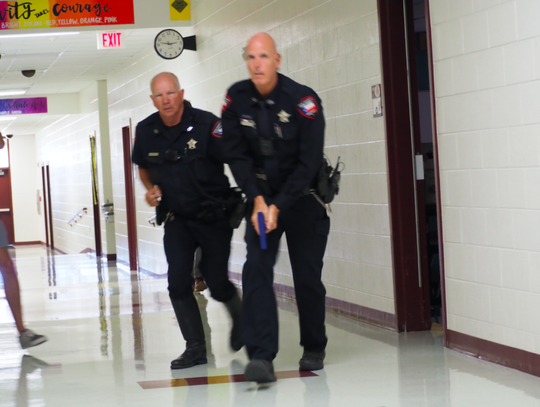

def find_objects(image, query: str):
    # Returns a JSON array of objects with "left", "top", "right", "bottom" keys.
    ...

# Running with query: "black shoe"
[
  {"left": 171, "top": 341, "right": 207, "bottom": 369},
  {"left": 299, "top": 351, "right": 325, "bottom": 371},
  {"left": 244, "top": 359, "right": 277, "bottom": 384}
]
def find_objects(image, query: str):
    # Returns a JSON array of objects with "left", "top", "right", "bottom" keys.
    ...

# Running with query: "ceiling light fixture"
[
  {"left": 0, "top": 90, "right": 27, "bottom": 97},
  {"left": 0, "top": 117, "right": 17, "bottom": 121},
  {"left": 0, "top": 31, "right": 79, "bottom": 39}
]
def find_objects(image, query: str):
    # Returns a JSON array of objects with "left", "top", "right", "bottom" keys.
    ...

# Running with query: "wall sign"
[
  {"left": 0, "top": 0, "right": 135, "bottom": 30},
  {"left": 98, "top": 31, "right": 124, "bottom": 49},
  {"left": 0, "top": 97, "right": 48, "bottom": 115},
  {"left": 170, "top": 0, "right": 190, "bottom": 21}
]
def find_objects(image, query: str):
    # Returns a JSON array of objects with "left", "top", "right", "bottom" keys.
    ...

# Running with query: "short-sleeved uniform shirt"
[
  {"left": 221, "top": 73, "right": 325, "bottom": 211},
  {"left": 132, "top": 105, "right": 230, "bottom": 218}
]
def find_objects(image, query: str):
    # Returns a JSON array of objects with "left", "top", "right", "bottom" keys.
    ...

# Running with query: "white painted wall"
[
  {"left": 430, "top": 0, "right": 540, "bottom": 353},
  {"left": 9, "top": 134, "right": 42, "bottom": 243},
  {"left": 35, "top": 83, "right": 101, "bottom": 254},
  {"left": 106, "top": 0, "right": 393, "bottom": 313}
]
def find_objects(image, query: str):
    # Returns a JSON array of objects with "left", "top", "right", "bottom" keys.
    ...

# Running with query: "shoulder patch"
[
  {"left": 222, "top": 95, "right": 232, "bottom": 113},
  {"left": 212, "top": 121, "right": 223, "bottom": 138},
  {"left": 297, "top": 96, "right": 319, "bottom": 119}
]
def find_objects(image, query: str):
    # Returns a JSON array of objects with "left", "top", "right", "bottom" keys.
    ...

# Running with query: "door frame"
[
  {"left": 122, "top": 121, "right": 138, "bottom": 271},
  {"left": 0, "top": 141, "right": 15, "bottom": 244},
  {"left": 377, "top": 0, "right": 444, "bottom": 332},
  {"left": 41, "top": 164, "right": 55, "bottom": 249},
  {"left": 90, "top": 134, "right": 103, "bottom": 258}
]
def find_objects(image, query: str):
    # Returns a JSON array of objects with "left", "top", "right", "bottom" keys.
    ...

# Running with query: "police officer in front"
[
  {"left": 132, "top": 72, "right": 243, "bottom": 369},
  {"left": 222, "top": 33, "right": 330, "bottom": 383}
]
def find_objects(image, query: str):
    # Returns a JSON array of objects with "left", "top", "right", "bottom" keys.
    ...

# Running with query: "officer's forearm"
[{"left": 138, "top": 167, "right": 154, "bottom": 191}]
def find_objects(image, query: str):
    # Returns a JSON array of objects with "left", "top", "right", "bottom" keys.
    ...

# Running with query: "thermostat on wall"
[{"left": 372, "top": 84, "right": 383, "bottom": 117}]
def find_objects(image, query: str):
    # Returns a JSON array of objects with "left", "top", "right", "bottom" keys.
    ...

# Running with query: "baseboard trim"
[
  {"left": 13, "top": 241, "right": 43, "bottom": 246},
  {"left": 446, "top": 329, "right": 540, "bottom": 378},
  {"left": 228, "top": 271, "right": 396, "bottom": 331}
]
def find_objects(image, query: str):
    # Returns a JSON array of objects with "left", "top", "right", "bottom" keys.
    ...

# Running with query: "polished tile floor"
[{"left": 2, "top": 245, "right": 540, "bottom": 406}]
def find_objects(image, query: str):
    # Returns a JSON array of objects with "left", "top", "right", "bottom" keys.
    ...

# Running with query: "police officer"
[
  {"left": 132, "top": 72, "right": 243, "bottom": 369},
  {"left": 221, "top": 33, "right": 330, "bottom": 383}
]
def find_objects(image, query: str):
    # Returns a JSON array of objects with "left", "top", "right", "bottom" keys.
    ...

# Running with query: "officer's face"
[
  {"left": 245, "top": 34, "right": 281, "bottom": 97},
  {"left": 150, "top": 74, "right": 185, "bottom": 125}
]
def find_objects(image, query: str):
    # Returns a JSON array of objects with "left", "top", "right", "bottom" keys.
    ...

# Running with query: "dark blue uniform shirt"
[
  {"left": 132, "top": 105, "right": 231, "bottom": 218},
  {"left": 222, "top": 73, "right": 325, "bottom": 211}
]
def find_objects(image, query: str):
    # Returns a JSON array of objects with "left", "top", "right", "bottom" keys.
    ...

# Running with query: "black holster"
[{"left": 156, "top": 205, "right": 167, "bottom": 226}]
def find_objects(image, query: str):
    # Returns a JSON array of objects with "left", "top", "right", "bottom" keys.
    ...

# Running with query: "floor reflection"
[
  {"left": 2, "top": 246, "right": 540, "bottom": 407},
  {"left": 15, "top": 355, "right": 60, "bottom": 407},
  {"left": 96, "top": 260, "right": 109, "bottom": 357},
  {"left": 130, "top": 269, "right": 145, "bottom": 372}
]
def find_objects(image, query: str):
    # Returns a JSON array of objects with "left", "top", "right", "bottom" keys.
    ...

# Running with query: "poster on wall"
[
  {"left": 0, "top": 0, "right": 135, "bottom": 30},
  {"left": 170, "top": 0, "right": 190, "bottom": 21},
  {"left": 0, "top": 97, "right": 48, "bottom": 115}
]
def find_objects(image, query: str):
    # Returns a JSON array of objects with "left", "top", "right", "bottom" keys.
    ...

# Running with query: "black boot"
[
  {"left": 224, "top": 290, "right": 244, "bottom": 351},
  {"left": 170, "top": 296, "right": 207, "bottom": 369}
]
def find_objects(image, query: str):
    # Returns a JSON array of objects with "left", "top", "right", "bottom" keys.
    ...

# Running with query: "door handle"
[{"left": 0, "top": 208, "right": 10, "bottom": 212}]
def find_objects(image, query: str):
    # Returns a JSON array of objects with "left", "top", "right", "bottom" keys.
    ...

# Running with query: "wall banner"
[
  {"left": 0, "top": 0, "right": 135, "bottom": 30},
  {"left": 0, "top": 97, "right": 48, "bottom": 115}
]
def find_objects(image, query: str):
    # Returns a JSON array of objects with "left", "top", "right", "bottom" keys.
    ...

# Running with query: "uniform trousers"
[
  {"left": 164, "top": 216, "right": 236, "bottom": 302},
  {"left": 241, "top": 194, "right": 330, "bottom": 361}
]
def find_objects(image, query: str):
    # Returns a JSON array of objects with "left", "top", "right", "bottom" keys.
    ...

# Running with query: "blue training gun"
[{"left": 258, "top": 212, "right": 267, "bottom": 250}]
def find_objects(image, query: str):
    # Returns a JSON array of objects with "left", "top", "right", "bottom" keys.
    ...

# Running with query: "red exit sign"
[{"left": 97, "top": 31, "right": 124, "bottom": 49}]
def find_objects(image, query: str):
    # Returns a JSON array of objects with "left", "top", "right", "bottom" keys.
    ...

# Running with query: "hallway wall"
[
  {"left": 430, "top": 0, "right": 540, "bottom": 354},
  {"left": 35, "top": 84, "right": 103, "bottom": 254},
  {"left": 10, "top": 134, "right": 41, "bottom": 243},
  {"left": 106, "top": 0, "right": 394, "bottom": 315}
]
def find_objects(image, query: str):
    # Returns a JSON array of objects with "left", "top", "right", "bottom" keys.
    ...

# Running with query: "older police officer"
[
  {"left": 222, "top": 33, "right": 330, "bottom": 383},
  {"left": 132, "top": 72, "right": 243, "bottom": 369}
]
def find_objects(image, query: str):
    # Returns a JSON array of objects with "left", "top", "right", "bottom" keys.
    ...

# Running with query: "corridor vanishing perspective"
[{"left": 1, "top": 246, "right": 540, "bottom": 406}]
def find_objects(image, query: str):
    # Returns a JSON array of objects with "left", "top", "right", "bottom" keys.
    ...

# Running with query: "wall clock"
[{"left": 154, "top": 29, "right": 184, "bottom": 60}]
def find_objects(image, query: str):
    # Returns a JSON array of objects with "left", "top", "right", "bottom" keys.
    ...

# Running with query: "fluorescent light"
[
  {"left": 0, "top": 31, "right": 79, "bottom": 39},
  {"left": 0, "top": 90, "right": 27, "bottom": 97},
  {"left": 0, "top": 117, "right": 17, "bottom": 121}
]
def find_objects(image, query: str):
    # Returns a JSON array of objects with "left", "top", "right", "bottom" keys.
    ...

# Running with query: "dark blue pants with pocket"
[
  {"left": 164, "top": 217, "right": 236, "bottom": 302},
  {"left": 241, "top": 194, "right": 330, "bottom": 362}
]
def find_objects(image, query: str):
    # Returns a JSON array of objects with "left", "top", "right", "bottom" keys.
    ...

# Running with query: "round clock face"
[{"left": 154, "top": 29, "right": 184, "bottom": 60}]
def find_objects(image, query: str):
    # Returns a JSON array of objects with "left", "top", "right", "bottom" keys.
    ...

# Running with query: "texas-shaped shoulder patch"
[
  {"left": 212, "top": 121, "right": 223, "bottom": 138},
  {"left": 297, "top": 96, "right": 319, "bottom": 119},
  {"left": 222, "top": 95, "right": 231, "bottom": 113}
]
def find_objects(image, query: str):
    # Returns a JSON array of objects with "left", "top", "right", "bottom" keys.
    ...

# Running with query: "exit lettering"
[{"left": 101, "top": 32, "right": 122, "bottom": 48}]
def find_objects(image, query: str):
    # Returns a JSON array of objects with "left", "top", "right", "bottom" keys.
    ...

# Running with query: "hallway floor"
[{"left": 1, "top": 245, "right": 540, "bottom": 406}]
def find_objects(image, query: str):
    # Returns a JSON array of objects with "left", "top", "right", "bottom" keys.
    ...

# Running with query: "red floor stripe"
[{"left": 138, "top": 370, "right": 318, "bottom": 389}]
